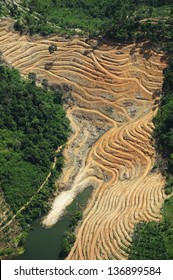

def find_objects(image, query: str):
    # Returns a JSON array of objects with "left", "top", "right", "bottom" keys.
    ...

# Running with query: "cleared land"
[{"left": 0, "top": 19, "right": 167, "bottom": 259}]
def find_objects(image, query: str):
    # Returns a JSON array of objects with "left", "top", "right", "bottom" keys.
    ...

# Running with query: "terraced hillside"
[{"left": 0, "top": 19, "right": 167, "bottom": 259}]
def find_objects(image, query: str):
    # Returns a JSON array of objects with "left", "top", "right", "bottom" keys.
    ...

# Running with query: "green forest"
[
  {"left": 0, "top": 0, "right": 173, "bottom": 259},
  {"left": 0, "top": 65, "right": 70, "bottom": 230},
  {"left": 0, "top": 0, "right": 173, "bottom": 47}
]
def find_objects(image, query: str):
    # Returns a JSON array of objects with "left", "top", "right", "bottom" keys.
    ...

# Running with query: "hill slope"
[{"left": 0, "top": 19, "right": 167, "bottom": 259}]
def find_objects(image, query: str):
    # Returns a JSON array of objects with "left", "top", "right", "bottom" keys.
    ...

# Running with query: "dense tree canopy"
[
  {"left": 0, "top": 65, "right": 70, "bottom": 216},
  {"left": 153, "top": 55, "right": 173, "bottom": 173},
  {"left": 1, "top": 0, "right": 173, "bottom": 44}
]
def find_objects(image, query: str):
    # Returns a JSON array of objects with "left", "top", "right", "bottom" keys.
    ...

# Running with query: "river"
[{"left": 15, "top": 186, "right": 93, "bottom": 260}]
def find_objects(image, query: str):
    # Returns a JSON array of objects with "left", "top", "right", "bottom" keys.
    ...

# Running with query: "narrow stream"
[{"left": 15, "top": 186, "right": 93, "bottom": 260}]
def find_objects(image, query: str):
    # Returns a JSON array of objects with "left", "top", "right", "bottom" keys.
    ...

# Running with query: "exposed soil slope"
[{"left": 0, "top": 19, "right": 167, "bottom": 259}]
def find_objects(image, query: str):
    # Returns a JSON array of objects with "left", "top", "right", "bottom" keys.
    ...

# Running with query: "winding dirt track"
[{"left": 0, "top": 19, "right": 167, "bottom": 259}]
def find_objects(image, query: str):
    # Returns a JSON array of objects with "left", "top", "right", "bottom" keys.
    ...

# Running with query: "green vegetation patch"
[
  {"left": 128, "top": 195, "right": 173, "bottom": 260},
  {"left": 59, "top": 209, "right": 82, "bottom": 259},
  {"left": 128, "top": 222, "right": 168, "bottom": 259},
  {"left": 162, "top": 196, "right": 173, "bottom": 258},
  {"left": 0, "top": 65, "right": 70, "bottom": 221},
  {"left": 0, "top": 0, "right": 173, "bottom": 43},
  {"left": 153, "top": 56, "right": 173, "bottom": 176}
]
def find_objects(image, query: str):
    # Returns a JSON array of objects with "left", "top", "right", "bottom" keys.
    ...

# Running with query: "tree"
[
  {"left": 28, "top": 72, "right": 36, "bottom": 85},
  {"left": 48, "top": 44, "right": 57, "bottom": 54}
]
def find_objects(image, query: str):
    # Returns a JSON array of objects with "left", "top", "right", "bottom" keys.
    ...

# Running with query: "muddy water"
[{"left": 15, "top": 186, "right": 93, "bottom": 260}]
